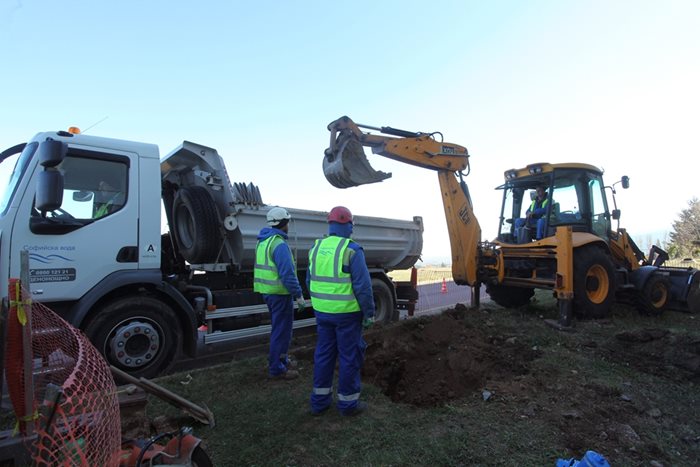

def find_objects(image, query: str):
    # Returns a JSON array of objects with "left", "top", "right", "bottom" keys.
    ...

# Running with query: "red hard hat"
[{"left": 328, "top": 206, "right": 353, "bottom": 224}]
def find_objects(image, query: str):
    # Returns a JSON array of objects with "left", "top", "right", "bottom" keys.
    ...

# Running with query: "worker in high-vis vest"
[
  {"left": 514, "top": 184, "right": 550, "bottom": 243},
  {"left": 254, "top": 206, "right": 306, "bottom": 380},
  {"left": 93, "top": 176, "right": 125, "bottom": 219},
  {"left": 308, "top": 206, "right": 375, "bottom": 416}
]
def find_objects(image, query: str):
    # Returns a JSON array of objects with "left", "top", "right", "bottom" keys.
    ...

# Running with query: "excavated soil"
[
  {"left": 362, "top": 309, "right": 699, "bottom": 409},
  {"left": 357, "top": 305, "right": 700, "bottom": 464},
  {"left": 362, "top": 305, "right": 539, "bottom": 407}
]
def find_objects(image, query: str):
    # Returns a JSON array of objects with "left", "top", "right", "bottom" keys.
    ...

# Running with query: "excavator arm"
[{"left": 323, "top": 116, "right": 482, "bottom": 286}]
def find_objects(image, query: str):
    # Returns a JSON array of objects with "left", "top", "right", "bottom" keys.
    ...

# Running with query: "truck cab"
[{"left": 0, "top": 132, "right": 162, "bottom": 306}]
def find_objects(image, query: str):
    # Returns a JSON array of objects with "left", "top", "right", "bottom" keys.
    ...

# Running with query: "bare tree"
[{"left": 668, "top": 198, "right": 700, "bottom": 258}]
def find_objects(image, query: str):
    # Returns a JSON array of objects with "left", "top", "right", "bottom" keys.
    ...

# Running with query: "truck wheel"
[
  {"left": 485, "top": 284, "right": 534, "bottom": 308},
  {"left": 372, "top": 278, "right": 397, "bottom": 323},
  {"left": 636, "top": 273, "right": 671, "bottom": 316},
  {"left": 172, "top": 186, "right": 220, "bottom": 264},
  {"left": 83, "top": 296, "right": 182, "bottom": 379},
  {"left": 573, "top": 246, "right": 616, "bottom": 319}
]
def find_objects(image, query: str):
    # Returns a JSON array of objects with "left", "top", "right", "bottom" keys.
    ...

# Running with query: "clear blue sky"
[{"left": 1, "top": 0, "right": 698, "bottom": 263}]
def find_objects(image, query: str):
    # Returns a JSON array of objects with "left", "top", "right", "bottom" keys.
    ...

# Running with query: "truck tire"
[
  {"left": 83, "top": 296, "right": 182, "bottom": 379},
  {"left": 372, "top": 277, "right": 397, "bottom": 323},
  {"left": 485, "top": 284, "right": 534, "bottom": 308},
  {"left": 573, "top": 246, "right": 616, "bottom": 319},
  {"left": 636, "top": 273, "right": 670, "bottom": 316},
  {"left": 172, "top": 186, "right": 221, "bottom": 264}
]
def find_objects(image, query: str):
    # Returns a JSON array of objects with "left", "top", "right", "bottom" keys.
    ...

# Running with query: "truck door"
[{"left": 10, "top": 147, "right": 139, "bottom": 303}]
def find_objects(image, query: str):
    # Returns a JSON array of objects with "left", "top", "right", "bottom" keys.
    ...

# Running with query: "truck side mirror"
[
  {"left": 36, "top": 170, "right": 64, "bottom": 212},
  {"left": 612, "top": 209, "right": 621, "bottom": 220},
  {"left": 37, "top": 139, "right": 67, "bottom": 168},
  {"left": 621, "top": 176, "right": 629, "bottom": 189}
]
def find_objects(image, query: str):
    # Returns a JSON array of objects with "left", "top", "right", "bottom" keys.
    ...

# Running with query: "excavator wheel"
[
  {"left": 485, "top": 284, "right": 534, "bottom": 308},
  {"left": 636, "top": 273, "right": 671, "bottom": 316},
  {"left": 573, "top": 246, "right": 616, "bottom": 319},
  {"left": 688, "top": 273, "right": 700, "bottom": 314}
]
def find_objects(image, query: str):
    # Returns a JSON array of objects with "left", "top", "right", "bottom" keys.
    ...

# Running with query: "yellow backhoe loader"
[{"left": 323, "top": 116, "right": 699, "bottom": 326}]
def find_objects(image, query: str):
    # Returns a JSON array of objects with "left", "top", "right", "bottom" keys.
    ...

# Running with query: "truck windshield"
[{"left": 0, "top": 142, "right": 38, "bottom": 216}]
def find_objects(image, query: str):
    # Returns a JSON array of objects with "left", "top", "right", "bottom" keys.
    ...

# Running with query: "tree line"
[{"left": 667, "top": 197, "right": 700, "bottom": 259}]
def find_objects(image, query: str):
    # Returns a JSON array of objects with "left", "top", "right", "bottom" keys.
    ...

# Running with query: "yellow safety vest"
[
  {"left": 254, "top": 236, "right": 294, "bottom": 295},
  {"left": 529, "top": 197, "right": 549, "bottom": 213},
  {"left": 308, "top": 236, "right": 360, "bottom": 313},
  {"left": 94, "top": 193, "right": 121, "bottom": 219}
]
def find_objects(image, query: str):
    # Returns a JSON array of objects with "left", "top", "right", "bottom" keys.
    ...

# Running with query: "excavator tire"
[
  {"left": 172, "top": 186, "right": 221, "bottom": 264},
  {"left": 485, "top": 284, "right": 534, "bottom": 308},
  {"left": 635, "top": 273, "right": 671, "bottom": 316},
  {"left": 688, "top": 272, "right": 700, "bottom": 314},
  {"left": 573, "top": 246, "right": 616, "bottom": 319}
]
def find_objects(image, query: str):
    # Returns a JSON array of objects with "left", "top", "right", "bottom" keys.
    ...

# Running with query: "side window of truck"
[
  {"left": 37, "top": 155, "right": 128, "bottom": 221},
  {"left": 73, "top": 157, "right": 127, "bottom": 220}
]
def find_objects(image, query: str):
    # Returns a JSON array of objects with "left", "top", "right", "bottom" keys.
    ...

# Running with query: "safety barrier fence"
[{"left": 4, "top": 278, "right": 121, "bottom": 466}]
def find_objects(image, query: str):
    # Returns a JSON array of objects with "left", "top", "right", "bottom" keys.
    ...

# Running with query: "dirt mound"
[{"left": 362, "top": 306, "right": 539, "bottom": 407}]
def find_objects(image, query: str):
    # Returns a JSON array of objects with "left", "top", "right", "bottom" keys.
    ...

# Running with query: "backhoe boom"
[{"left": 324, "top": 116, "right": 481, "bottom": 285}]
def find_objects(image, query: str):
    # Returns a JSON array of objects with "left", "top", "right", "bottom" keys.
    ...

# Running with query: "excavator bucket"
[
  {"left": 323, "top": 132, "right": 391, "bottom": 189},
  {"left": 665, "top": 267, "right": 700, "bottom": 313}
]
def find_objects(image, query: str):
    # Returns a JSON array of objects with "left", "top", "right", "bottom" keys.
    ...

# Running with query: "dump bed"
[
  {"left": 232, "top": 206, "right": 423, "bottom": 271},
  {"left": 161, "top": 141, "right": 423, "bottom": 271}
]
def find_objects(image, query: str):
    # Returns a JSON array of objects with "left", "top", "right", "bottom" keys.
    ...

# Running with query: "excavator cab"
[{"left": 496, "top": 163, "right": 612, "bottom": 245}]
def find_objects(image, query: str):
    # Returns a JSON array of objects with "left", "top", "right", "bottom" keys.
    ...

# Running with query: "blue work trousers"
[
  {"left": 264, "top": 294, "right": 294, "bottom": 376},
  {"left": 514, "top": 217, "right": 546, "bottom": 243},
  {"left": 310, "top": 311, "right": 366, "bottom": 414}
]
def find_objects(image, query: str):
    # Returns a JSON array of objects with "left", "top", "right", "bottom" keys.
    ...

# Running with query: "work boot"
[
  {"left": 268, "top": 369, "right": 299, "bottom": 380},
  {"left": 283, "top": 357, "right": 299, "bottom": 370},
  {"left": 340, "top": 401, "right": 367, "bottom": 417}
]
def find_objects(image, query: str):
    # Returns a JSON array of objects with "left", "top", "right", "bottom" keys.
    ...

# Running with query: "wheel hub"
[
  {"left": 585, "top": 264, "right": 609, "bottom": 304},
  {"left": 109, "top": 320, "right": 160, "bottom": 368}
]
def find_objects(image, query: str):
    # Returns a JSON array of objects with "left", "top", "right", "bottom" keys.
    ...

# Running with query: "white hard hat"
[{"left": 266, "top": 206, "right": 291, "bottom": 226}]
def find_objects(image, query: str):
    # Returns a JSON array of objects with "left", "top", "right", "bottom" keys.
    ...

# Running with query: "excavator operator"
[{"left": 514, "top": 184, "right": 550, "bottom": 243}]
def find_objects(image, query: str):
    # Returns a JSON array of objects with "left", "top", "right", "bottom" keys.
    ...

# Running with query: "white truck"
[{"left": 0, "top": 131, "right": 423, "bottom": 378}]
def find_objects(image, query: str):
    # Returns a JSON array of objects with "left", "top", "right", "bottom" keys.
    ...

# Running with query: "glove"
[
  {"left": 362, "top": 317, "right": 374, "bottom": 329},
  {"left": 295, "top": 297, "right": 306, "bottom": 312}
]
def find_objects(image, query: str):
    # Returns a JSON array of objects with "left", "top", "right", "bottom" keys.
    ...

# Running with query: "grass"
[
  {"left": 143, "top": 293, "right": 700, "bottom": 466},
  {"left": 2, "top": 287, "right": 697, "bottom": 466}
]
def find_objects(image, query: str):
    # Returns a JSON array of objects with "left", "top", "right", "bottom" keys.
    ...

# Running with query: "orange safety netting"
[{"left": 4, "top": 278, "right": 121, "bottom": 466}]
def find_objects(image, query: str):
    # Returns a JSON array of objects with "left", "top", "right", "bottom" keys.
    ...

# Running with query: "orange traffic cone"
[{"left": 441, "top": 278, "right": 448, "bottom": 294}]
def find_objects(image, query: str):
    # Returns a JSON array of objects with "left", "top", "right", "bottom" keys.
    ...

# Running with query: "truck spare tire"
[{"left": 172, "top": 186, "right": 221, "bottom": 264}]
